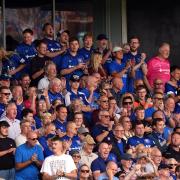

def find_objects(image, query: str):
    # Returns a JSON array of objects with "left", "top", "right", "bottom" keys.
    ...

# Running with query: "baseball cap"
[
  {"left": 121, "top": 153, "right": 132, "bottom": 160},
  {"left": 112, "top": 46, "right": 123, "bottom": 53},
  {"left": 96, "top": 34, "right": 108, "bottom": 41},
  {"left": 0, "top": 121, "right": 10, "bottom": 128},
  {"left": 0, "top": 74, "right": 10, "bottom": 81},
  {"left": 83, "top": 135, "right": 96, "bottom": 145},
  {"left": 77, "top": 127, "right": 89, "bottom": 134},
  {"left": 70, "top": 74, "right": 80, "bottom": 82}
]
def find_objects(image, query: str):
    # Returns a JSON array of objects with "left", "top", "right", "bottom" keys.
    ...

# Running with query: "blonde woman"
[
  {"left": 88, "top": 52, "right": 106, "bottom": 77},
  {"left": 0, "top": 47, "right": 26, "bottom": 82}
]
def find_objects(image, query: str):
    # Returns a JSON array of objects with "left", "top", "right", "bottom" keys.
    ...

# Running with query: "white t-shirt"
[{"left": 41, "top": 153, "right": 76, "bottom": 180}]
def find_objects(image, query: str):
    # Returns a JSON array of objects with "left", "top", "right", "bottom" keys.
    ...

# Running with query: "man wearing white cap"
[{"left": 108, "top": 46, "right": 131, "bottom": 93}]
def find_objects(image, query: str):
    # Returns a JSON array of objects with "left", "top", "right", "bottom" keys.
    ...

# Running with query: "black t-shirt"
[
  {"left": 0, "top": 137, "right": 16, "bottom": 170},
  {"left": 30, "top": 55, "right": 51, "bottom": 86}
]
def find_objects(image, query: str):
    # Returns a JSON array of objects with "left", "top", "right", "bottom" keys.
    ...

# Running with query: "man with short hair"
[
  {"left": 19, "top": 74, "right": 31, "bottom": 95},
  {"left": 163, "top": 132, "right": 180, "bottom": 161},
  {"left": 91, "top": 110, "right": 113, "bottom": 143},
  {"left": 98, "top": 161, "right": 119, "bottom": 180},
  {"left": 91, "top": 142, "right": 110, "bottom": 180},
  {"left": 127, "top": 121, "right": 153, "bottom": 148},
  {"left": 15, "top": 120, "right": 31, "bottom": 147},
  {"left": 60, "top": 37, "right": 86, "bottom": 83},
  {"left": 30, "top": 40, "right": 51, "bottom": 86},
  {"left": 147, "top": 118, "right": 167, "bottom": 153},
  {"left": 0, "top": 102, "right": 21, "bottom": 139},
  {"left": 41, "top": 135, "right": 77, "bottom": 179},
  {"left": 15, "top": 131, "right": 44, "bottom": 180},
  {"left": 54, "top": 104, "right": 68, "bottom": 135},
  {"left": 0, "top": 86, "right": 11, "bottom": 119},
  {"left": 0, "top": 121, "right": 16, "bottom": 180}
]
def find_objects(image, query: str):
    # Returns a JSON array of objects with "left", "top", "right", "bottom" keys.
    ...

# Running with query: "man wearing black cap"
[
  {"left": 0, "top": 74, "right": 11, "bottom": 88},
  {"left": 0, "top": 121, "right": 16, "bottom": 180},
  {"left": 119, "top": 153, "right": 133, "bottom": 174}
]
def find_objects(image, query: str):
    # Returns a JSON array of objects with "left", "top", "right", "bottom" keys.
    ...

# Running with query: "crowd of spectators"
[{"left": 0, "top": 22, "right": 179, "bottom": 180}]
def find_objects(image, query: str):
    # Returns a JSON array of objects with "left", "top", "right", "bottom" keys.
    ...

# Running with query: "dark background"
[{"left": 127, "top": 0, "right": 180, "bottom": 66}]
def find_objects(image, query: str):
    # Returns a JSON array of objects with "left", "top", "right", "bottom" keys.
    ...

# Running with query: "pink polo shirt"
[{"left": 147, "top": 56, "right": 170, "bottom": 87}]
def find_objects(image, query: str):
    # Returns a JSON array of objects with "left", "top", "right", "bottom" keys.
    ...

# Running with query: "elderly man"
[
  {"left": 98, "top": 161, "right": 118, "bottom": 180},
  {"left": 79, "top": 135, "right": 97, "bottom": 168},
  {"left": 41, "top": 135, "right": 77, "bottom": 179},
  {"left": 91, "top": 110, "right": 113, "bottom": 143},
  {"left": 0, "top": 102, "right": 21, "bottom": 139},
  {"left": 15, "top": 131, "right": 44, "bottom": 180},
  {"left": 15, "top": 120, "right": 31, "bottom": 147}
]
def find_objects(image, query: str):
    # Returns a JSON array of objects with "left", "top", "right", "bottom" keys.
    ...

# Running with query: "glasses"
[
  {"left": 1, "top": 92, "right": 10, "bottom": 96},
  {"left": 155, "top": 83, "right": 163, "bottom": 85},
  {"left": 123, "top": 101, "right": 133, "bottom": 105},
  {"left": 101, "top": 115, "right": 110, "bottom": 118},
  {"left": 72, "top": 155, "right": 81, "bottom": 158},
  {"left": 81, "top": 170, "right": 90, "bottom": 173},
  {"left": 124, "top": 121, "right": 131, "bottom": 123}
]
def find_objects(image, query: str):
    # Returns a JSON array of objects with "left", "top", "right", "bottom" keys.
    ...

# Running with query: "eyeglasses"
[
  {"left": 72, "top": 155, "right": 81, "bottom": 158},
  {"left": 155, "top": 83, "right": 163, "bottom": 85},
  {"left": 1, "top": 92, "right": 10, "bottom": 96},
  {"left": 101, "top": 115, "right": 110, "bottom": 118},
  {"left": 81, "top": 170, "right": 90, "bottom": 173},
  {"left": 123, "top": 101, "right": 133, "bottom": 105},
  {"left": 124, "top": 121, "right": 131, "bottom": 123}
]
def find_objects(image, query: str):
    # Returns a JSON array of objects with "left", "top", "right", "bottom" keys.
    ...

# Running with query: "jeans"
[{"left": 0, "top": 168, "right": 15, "bottom": 180}]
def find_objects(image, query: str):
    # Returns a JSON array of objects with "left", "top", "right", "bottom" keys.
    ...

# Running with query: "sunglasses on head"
[{"left": 81, "top": 169, "right": 90, "bottom": 173}]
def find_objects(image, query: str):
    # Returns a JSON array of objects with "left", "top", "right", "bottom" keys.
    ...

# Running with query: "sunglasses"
[
  {"left": 154, "top": 97, "right": 163, "bottom": 100},
  {"left": 168, "top": 164, "right": 177, "bottom": 167},
  {"left": 123, "top": 101, "right": 133, "bottom": 105},
  {"left": 1, "top": 92, "right": 10, "bottom": 96},
  {"left": 81, "top": 170, "right": 90, "bottom": 173},
  {"left": 30, "top": 138, "right": 38, "bottom": 141}
]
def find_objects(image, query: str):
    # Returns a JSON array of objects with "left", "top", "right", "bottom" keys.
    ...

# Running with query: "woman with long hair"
[
  {"left": 88, "top": 52, "right": 106, "bottom": 77},
  {"left": 77, "top": 164, "right": 93, "bottom": 180}
]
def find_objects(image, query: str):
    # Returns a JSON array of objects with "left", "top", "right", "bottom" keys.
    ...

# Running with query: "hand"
[
  {"left": 145, "top": 126, "right": 152, "bottom": 133},
  {"left": 31, "top": 153, "right": 38, "bottom": 162},
  {"left": 8, "top": 69, "right": 16, "bottom": 75},
  {"left": 107, "top": 168, "right": 114, "bottom": 178},
  {"left": 141, "top": 53, "right": 146, "bottom": 61},
  {"left": 56, "top": 170, "right": 64, "bottom": 177},
  {"left": 134, "top": 164, "right": 141, "bottom": 171},
  {"left": 62, "top": 140, "right": 72, "bottom": 152},
  {"left": 42, "top": 89, "right": 48, "bottom": 98},
  {"left": 126, "top": 61, "right": 131, "bottom": 69},
  {"left": 7, "top": 148, "right": 16, "bottom": 154},
  {"left": 77, "top": 63, "right": 86, "bottom": 70},
  {"left": 89, "top": 86, "right": 95, "bottom": 94},
  {"left": 56, "top": 129, "right": 66, "bottom": 138}
]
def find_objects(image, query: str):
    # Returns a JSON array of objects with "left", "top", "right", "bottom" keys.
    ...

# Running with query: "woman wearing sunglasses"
[{"left": 78, "top": 164, "right": 93, "bottom": 180}]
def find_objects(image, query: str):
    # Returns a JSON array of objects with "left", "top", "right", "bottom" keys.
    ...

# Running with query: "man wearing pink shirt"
[{"left": 147, "top": 43, "right": 170, "bottom": 87}]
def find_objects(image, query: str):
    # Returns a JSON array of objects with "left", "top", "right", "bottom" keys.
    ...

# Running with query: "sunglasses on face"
[
  {"left": 101, "top": 100, "right": 108, "bottom": 103},
  {"left": 101, "top": 115, "right": 110, "bottom": 118},
  {"left": 81, "top": 169, "right": 90, "bottom": 173},
  {"left": 1, "top": 92, "right": 10, "bottom": 96},
  {"left": 154, "top": 97, "right": 163, "bottom": 100},
  {"left": 29, "top": 138, "right": 38, "bottom": 141},
  {"left": 123, "top": 101, "right": 133, "bottom": 105},
  {"left": 168, "top": 164, "right": 177, "bottom": 167}
]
